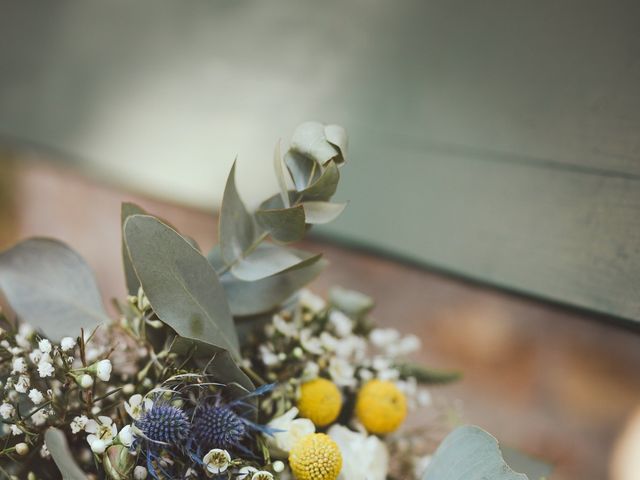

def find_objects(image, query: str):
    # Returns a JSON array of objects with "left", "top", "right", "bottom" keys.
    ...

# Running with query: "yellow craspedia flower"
[
  {"left": 289, "top": 433, "right": 342, "bottom": 480},
  {"left": 297, "top": 378, "right": 342, "bottom": 427},
  {"left": 356, "top": 379, "right": 407, "bottom": 434}
]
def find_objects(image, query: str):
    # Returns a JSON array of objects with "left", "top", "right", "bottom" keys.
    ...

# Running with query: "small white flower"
[
  {"left": 298, "top": 289, "right": 326, "bottom": 312},
  {"left": 28, "top": 388, "right": 44, "bottom": 405},
  {"left": 29, "top": 349, "right": 43, "bottom": 364},
  {"left": 38, "top": 339, "right": 52, "bottom": 354},
  {"left": 95, "top": 359, "right": 112, "bottom": 382},
  {"left": 267, "top": 407, "right": 315, "bottom": 452},
  {"left": 118, "top": 424, "right": 134, "bottom": 447},
  {"left": 38, "top": 361, "right": 55, "bottom": 378},
  {"left": 259, "top": 345, "right": 280, "bottom": 367},
  {"left": 79, "top": 374, "right": 94, "bottom": 389},
  {"left": 273, "top": 314, "right": 297, "bottom": 338},
  {"left": 31, "top": 410, "right": 48, "bottom": 426},
  {"left": 15, "top": 375, "right": 30, "bottom": 393},
  {"left": 328, "top": 424, "right": 389, "bottom": 480},
  {"left": 15, "top": 323, "right": 34, "bottom": 348},
  {"left": 11, "top": 357, "right": 27, "bottom": 374},
  {"left": 203, "top": 448, "right": 231, "bottom": 474},
  {"left": 70, "top": 415, "right": 89, "bottom": 434},
  {"left": 237, "top": 466, "right": 258, "bottom": 480},
  {"left": 370, "top": 328, "right": 400, "bottom": 349},
  {"left": 251, "top": 471, "right": 274, "bottom": 480},
  {"left": 10, "top": 424, "right": 23, "bottom": 436},
  {"left": 85, "top": 415, "right": 117, "bottom": 451},
  {"left": 328, "top": 357, "right": 356, "bottom": 387},
  {"left": 302, "top": 361, "right": 319, "bottom": 381},
  {"left": 60, "top": 337, "right": 76, "bottom": 352},
  {"left": 9, "top": 346, "right": 23, "bottom": 356},
  {"left": 0, "top": 403, "right": 15, "bottom": 419},
  {"left": 300, "top": 329, "right": 323, "bottom": 355},
  {"left": 396, "top": 334, "right": 421, "bottom": 356},
  {"left": 329, "top": 310, "right": 353, "bottom": 337},
  {"left": 15, "top": 442, "right": 29, "bottom": 455},
  {"left": 133, "top": 466, "right": 148, "bottom": 480},
  {"left": 272, "top": 461, "right": 285, "bottom": 473},
  {"left": 40, "top": 444, "right": 50, "bottom": 458},
  {"left": 124, "top": 394, "right": 153, "bottom": 420}
]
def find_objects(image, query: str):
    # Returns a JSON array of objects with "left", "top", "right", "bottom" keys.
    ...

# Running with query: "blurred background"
[{"left": 1, "top": 1, "right": 640, "bottom": 479}]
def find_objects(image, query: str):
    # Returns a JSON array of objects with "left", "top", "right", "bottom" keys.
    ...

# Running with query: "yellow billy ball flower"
[
  {"left": 356, "top": 379, "right": 407, "bottom": 434},
  {"left": 289, "top": 433, "right": 342, "bottom": 480},
  {"left": 297, "top": 378, "right": 342, "bottom": 427}
]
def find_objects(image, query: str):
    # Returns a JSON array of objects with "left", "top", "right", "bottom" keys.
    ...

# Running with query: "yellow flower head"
[
  {"left": 355, "top": 379, "right": 407, "bottom": 434},
  {"left": 297, "top": 378, "right": 342, "bottom": 427},
  {"left": 289, "top": 433, "right": 342, "bottom": 480}
]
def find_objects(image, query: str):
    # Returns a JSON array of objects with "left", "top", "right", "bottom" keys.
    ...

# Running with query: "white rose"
[
  {"left": 267, "top": 407, "right": 315, "bottom": 453},
  {"left": 328, "top": 424, "right": 389, "bottom": 480}
]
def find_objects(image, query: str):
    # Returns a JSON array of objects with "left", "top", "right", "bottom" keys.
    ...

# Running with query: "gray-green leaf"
[
  {"left": 299, "top": 160, "right": 340, "bottom": 201},
  {"left": 422, "top": 425, "right": 529, "bottom": 480},
  {"left": 255, "top": 204, "right": 306, "bottom": 243},
  {"left": 273, "top": 141, "right": 291, "bottom": 208},
  {"left": 324, "top": 124, "right": 348, "bottom": 165},
  {"left": 231, "top": 244, "right": 321, "bottom": 282},
  {"left": 302, "top": 201, "right": 347, "bottom": 224},
  {"left": 290, "top": 121, "right": 342, "bottom": 165},
  {"left": 45, "top": 428, "right": 88, "bottom": 480},
  {"left": 219, "top": 161, "right": 256, "bottom": 265},
  {"left": 0, "top": 238, "right": 108, "bottom": 341},
  {"left": 122, "top": 202, "right": 148, "bottom": 295},
  {"left": 124, "top": 215, "right": 239, "bottom": 358},
  {"left": 284, "top": 151, "right": 321, "bottom": 191}
]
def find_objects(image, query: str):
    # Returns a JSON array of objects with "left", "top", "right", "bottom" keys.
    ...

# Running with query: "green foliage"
[
  {"left": 124, "top": 214, "right": 240, "bottom": 359},
  {"left": 45, "top": 428, "right": 88, "bottom": 480},
  {"left": 121, "top": 202, "right": 147, "bottom": 295},
  {"left": 396, "top": 362, "right": 462, "bottom": 384},
  {"left": 329, "top": 286, "right": 375, "bottom": 319},
  {"left": 0, "top": 238, "right": 108, "bottom": 341},
  {"left": 422, "top": 425, "right": 528, "bottom": 480}
]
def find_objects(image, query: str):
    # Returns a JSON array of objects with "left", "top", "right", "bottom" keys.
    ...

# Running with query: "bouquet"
[{"left": 0, "top": 122, "right": 529, "bottom": 480}]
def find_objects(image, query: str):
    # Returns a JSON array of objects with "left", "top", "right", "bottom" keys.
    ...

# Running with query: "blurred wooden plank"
[{"left": 320, "top": 142, "right": 640, "bottom": 323}]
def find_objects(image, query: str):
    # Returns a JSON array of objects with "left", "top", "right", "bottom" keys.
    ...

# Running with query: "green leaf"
[
  {"left": 122, "top": 202, "right": 147, "bottom": 295},
  {"left": 329, "top": 286, "right": 374, "bottom": 318},
  {"left": 273, "top": 141, "right": 291, "bottom": 208},
  {"left": 124, "top": 215, "right": 239, "bottom": 358},
  {"left": 324, "top": 124, "right": 348, "bottom": 165},
  {"left": 231, "top": 243, "right": 321, "bottom": 281},
  {"left": 502, "top": 447, "right": 553, "bottom": 480},
  {"left": 255, "top": 204, "right": 306, "bottom": 243},
  {"left": 302, "top": 201, "right": 347, "bottom": 224},
  {"left": 45, "top": 428, "right": 88, "bottom": 480},
  {"left": 284, "top": 151, "right": 321, "bottom": 191},
  {"left": 422, "top": 425, "right": 529, "bottom": 480},
  {"left": 299, "top": 160, "right": 340, "bottom": 201},
  {"left": 219, "top": 161, "right": 256, "bottom": 265},
  {"left": 208, "top": 246, "right": 328, "bottom": 316},
  {"left": 290, "top": 121, "right": 342, "bottom": 165},
  {"left": 0, "top": 238, "right": 108, "bottom": 341},
  {"left": 397, "top": 363, "right": 462, "bottom": 384}
]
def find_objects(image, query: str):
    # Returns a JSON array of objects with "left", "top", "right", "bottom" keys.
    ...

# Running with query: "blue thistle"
[
  {"left": 135, "top": 404, "right": 191, "bottom": 446},
  {"left": 193, "top": 403, "right": 247, "bottom": 449}
]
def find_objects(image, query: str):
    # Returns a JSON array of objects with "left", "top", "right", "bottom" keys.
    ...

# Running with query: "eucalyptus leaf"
[
  {"left": 255, "top": 204, "right": 306, "bottom": 243},
  {"left": 231, "top": 243, "right": 321, "bottom": 281},
  {"left": 324, "top": 124, "right": 348, "bottom": 165},
  {"left": 121, "top": 202, "right": 147, "bottom": 295},
  {"left": 502, "top": 447, "right": 553, "bottom": 480},
  {"left": 273, "top": 141, "right": 291, "bottom": 208},
  {"left": 422, "top": 425, "right": 528, "bottom": 480},
  {"left": 290, "top": 121, "right": 341, "bottom": 165},
  {"left": 219, "top": 161, "right": 256, "bottom": 265},
  {"left": 397, "top": 362, "right": 462, "bottom": 384},
  {"left": 124, "top": 215, "right": 240, "bottom": 358},
  {"left": 302, "top": 201, "right": 347, "bottom": 224},
  {"left": 299, "top": 160, "right": 340, "bottom": 201},
  {"left": 284, "top": 151, "right": 321, "bottom": 191},
  {"left": 0, "top": 238, "right": 108, "bottom": 341},
  {"left": 45, "top": 428, "right": 88, "bottom": 480},
  {"left": 329, "top": 286, "right": 374, "bottom": 318}
]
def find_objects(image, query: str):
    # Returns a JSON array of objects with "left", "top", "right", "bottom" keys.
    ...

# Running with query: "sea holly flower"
[
  {"left": 202, "top": 448, "right": 231, "bottom": 475},
  {"left": 135, "top": 404, "right": 190, "bottom": 447},
  {"left": 85, "top": 416, "right": 118, "bottom": 453}
]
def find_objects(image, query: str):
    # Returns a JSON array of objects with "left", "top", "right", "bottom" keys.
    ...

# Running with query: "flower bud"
[
  {"left": 133, "top": 466, "right": 148, "bottom": 480},
  {"left": 15, "top": 442, "right": 29, "bottom": 455},
  {"left": 79, "top": 374, "right": 94, "bottom": 389},
  {"left": 103, "top": 445, "right": 135, "bottom": 480}
]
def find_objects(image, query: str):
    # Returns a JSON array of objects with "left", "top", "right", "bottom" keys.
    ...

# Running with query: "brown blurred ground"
[{"left": 1, "top": 155, "right": 639, "bottom": 480}]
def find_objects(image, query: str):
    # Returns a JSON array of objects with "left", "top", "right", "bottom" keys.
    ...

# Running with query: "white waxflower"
[
  {"left": 133, "top": 466, "right": 148, "bottom": 480},
  {"left": 328, "top": 357, "right": 356, "bottom": 387},
  {"left": 11, "top": 357, "right": 27, "bottom": 374},
  {"left": 31, "top": 410, "right": 48, "bottom": 426},
  {"left": 40, "top": 444, "right": 50, "bottom": 458},
  {"left": 15, "top": 442, "right": 29, "bottom": 455},
  {"left": 10, "top": 424, "right": 23, "bottom": 436},
  {"left": 60, "top": 337, "right": 76, "bottom": 352},
  {"left": 38, "top": 361, "right": 55, "bottom": 378},
  {"left": 300, "top": 329, "right": 323, "bottom": 355},
  {"left": 396, "top": 334, "right": 421, "bottom": 355},
  {"left": 272, "top": 461, "right": 285, "bottom": 473},
  {"left": 252, "top": 471, "right": 274, "bottom": 480},
  {"left": 28, "top": 388, "right": 44, "bottom": 405},
  {"left": 298, "top": 289, "right": 326, "bottom": 312},
  {"left": 124, "top": 394, "right": 153, "bottom": 420},
  {"left": 70, "top": 415, "right": 89, "bottom": 434},
  {"left": 85, "top": 416, "right": 117, "bottom": 452},
  {"left": 95, "top": 359, "right": 112, "bottom": 381},
  {"left": 273, "top": 314, "right": 297, "bottom": 338},
  {"left": 266, "top": 407, "right": 315, "bottom": 452},
  {"left": 369, "top": 328, "right": 400, "bottom": 349},
  {"left": 28, "top": 349, "right": 43, "bottom": 364},
  {"left": 301, "top": 361, "right": 319, "bottom": 381},
  {"left": 259, "top": 345, "right": 280, "bottom": 367},
  {"left": 329, "top": 310, "right": 353, "bottom": 337},
  {"left": 0, "top": 403, "right": 15, "bottom": 419},
  {"left": 38, "top": 339, "right": 52, "bottom": 354},
  {"left": 15, "top": 375, "right": 30, "bottom": 393},
  {"left": 237, "top": 466, "right": 258, "bottom": 480},
  {"left": 334, "top": 335, "right": 367, "bottom": 361},
  {"left": 328, "top": 424, "right": 389, "bottom": 480},
  {"left": 203, "top": 449, "right": 231, "bottom": 474},
  {"left": 118, "top": 424, "right": 134, "bottom": 447}
]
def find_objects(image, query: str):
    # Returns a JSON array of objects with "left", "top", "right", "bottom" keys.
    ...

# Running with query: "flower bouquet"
[{"left": 0, "top": 123, "right": 529, "bottom": 480}]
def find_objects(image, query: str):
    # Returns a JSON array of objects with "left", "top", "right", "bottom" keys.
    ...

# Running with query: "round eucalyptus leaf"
[
  {"left": 231, "top": 243, "right": 321, "bottom": 282},
  {"left": 290, "top": 121, "right": 342, "bottom": 165},
  {"left": 255, "top": 204, "right": 306, "bottom": 243},
  {"left": 302, "top": 201, "right": 347, "bottom": 224},
  {"left": 300, "top": 160, "right": 340, "bottom": 201}
]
